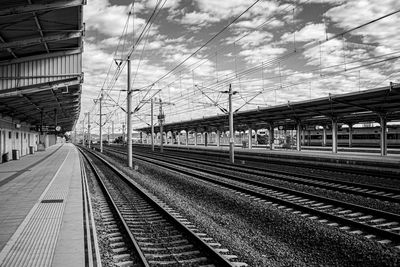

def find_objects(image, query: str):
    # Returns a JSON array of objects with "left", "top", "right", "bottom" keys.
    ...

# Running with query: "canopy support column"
[
  {"left": 380, "top": 114, "right": 387, "bottom": 156},
  {"left": 268, "top": 123, "right": 274, "bottom": 150},
  {"left": 216, "top": 130, "right": 221, "bottom": 147},
  {"left": 322, "top": 126, "right": 327, "bottom": 147},
  {"left": 296, "top": 122, "right": 301, "bottom": 151},
  {"left": 248, "top": 127, "right": 252, "bottom": 149},
  {"left": 348, "top": 124, "right": 353, "bottom": 148},
  {"left": 332, "top": 119, "right": 338, "bottom": 154}
]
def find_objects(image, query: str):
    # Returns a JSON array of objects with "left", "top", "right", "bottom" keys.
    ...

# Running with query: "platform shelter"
[
  {"left": 137, "top": 84, "right": 400, "bottom": 156},
  {"left": 0, "top": 0, "right": 84, "bottom": 163}
]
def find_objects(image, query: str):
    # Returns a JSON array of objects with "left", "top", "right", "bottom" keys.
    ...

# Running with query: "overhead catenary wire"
[{"left": 92, "top": 2, "right": 400, "bottom": 132}]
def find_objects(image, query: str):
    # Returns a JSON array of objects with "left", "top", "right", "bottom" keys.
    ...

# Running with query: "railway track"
[
  {"left": 107, "top": 146, "right": 400, "bottom": 203},
  {"left": 136, "top": 145, "right": 399, "bottom": 179},
  {"left": 102, "top": 146, "right": 400, "bottom": 249},
  {"left": 79, "top": 147, "right": 246, "bottom": 267}
]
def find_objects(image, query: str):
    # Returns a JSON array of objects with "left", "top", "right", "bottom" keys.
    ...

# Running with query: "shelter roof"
[
  {"left": 0, "top": 0, "right": 84, "bottom": 132},
  {"left": 137, "top": 83, "right": 400, "bottom": 133}
]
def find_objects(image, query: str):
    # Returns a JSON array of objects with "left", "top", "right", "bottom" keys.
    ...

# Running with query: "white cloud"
[
  {"left": 324, "top": 0, "right": 400, "bottom": 53},
  {"left": 145, "top": 0, "right": 181, "bottom": 10},
  {"left": 195, "top": 0, "right": 280, "bottom": 21},
  {"left": 181, "top": 11, "right": 219, "bottom": 26},
  {"left": 239, "top": 44, "right": 287, "bottom": 65},
  {"left": 281, "top": 23, "right": 326, "bottom": 44},
  {"left": 84, "top": 0, "right": 146, "bottom": 37}
]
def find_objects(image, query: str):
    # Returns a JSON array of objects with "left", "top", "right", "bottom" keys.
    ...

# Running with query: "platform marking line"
[{"left": 0, "top": 147, "right": 71, "bottom": 266}]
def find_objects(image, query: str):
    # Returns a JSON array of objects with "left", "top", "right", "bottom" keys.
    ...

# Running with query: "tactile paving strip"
[{"left": 0, "top": 149, "right": 72, "bottom": 267}]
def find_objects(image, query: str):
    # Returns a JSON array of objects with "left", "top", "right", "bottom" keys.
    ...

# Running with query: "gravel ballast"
[{"left": 99, "top": 149, "right": 400, "bottom": 266}]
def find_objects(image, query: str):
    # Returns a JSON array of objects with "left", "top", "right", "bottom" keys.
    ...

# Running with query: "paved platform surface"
[{"left": 0, "top": 143, "right": 85, "bottom": 267}]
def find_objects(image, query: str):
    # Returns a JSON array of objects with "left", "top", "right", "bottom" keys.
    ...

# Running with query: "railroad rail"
[
  {"left": 106, "top": 146, "right": 400, "bottom": 203},
  {"left": 102, "top": 146, "right": 400, "bottom": 248},
  {"left": 134, "top": 145, "right": 399, "bottom": 179},
  {"left": 78, "top": 146, "right": 246, "bottom": 267}
]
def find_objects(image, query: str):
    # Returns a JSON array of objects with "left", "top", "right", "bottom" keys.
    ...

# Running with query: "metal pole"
[
  {"left": 88, "top": 112, "right": 91, "bottom": 149},
  {"left": 159, "top": 98, "right": 164, "bottom": 153},
  {"left": 112, "top": 121, "right": 114, "bottom": 142},
  {"left": 100, "top": 91, "right": 103, "bottom": 152},
  {"left": 380, "top": 115, "right": 387, "bottom": 156},
  {"left": 229, "top": 84, "right": 234, "bottom": 164},
  {"left": 81, "top": 119, "right": 85, "bottom": 145},
  {"left": 108, "top": 126, "right": 110, "bottom": 143},
  {"left": 122, "top": 124, "right": 125, "bottom": 144},
  {"left": 127, "top": 58, "right": 133, "bottom": 168},
  {"left": 151, "top": 98, "right": 154, "bottom": 151}
]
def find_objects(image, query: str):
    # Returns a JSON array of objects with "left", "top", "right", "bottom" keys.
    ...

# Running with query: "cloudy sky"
[{"left": 80, "top": 0, "right": 400, "bottom": 134}]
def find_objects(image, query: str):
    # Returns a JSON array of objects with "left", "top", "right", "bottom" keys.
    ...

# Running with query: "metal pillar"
[
  {"left": 87, "top": 112, "right": 91, "bottom": 149},
  {"left": 380, "top": 115, "right": 387, "bottom": 156},
  {"left": 100, "top": 91, "right": 103, "bottom": 152},
  {"left": 177, "top": 131, "right": 180, "bottom": 145},
  {"left": 194, "top": 132, "right": 197, "bottom": 146},
  {"left": 228, "top": 84, "right": 234, "bottom": 163},
  {"left": 186, "top": 130, "right": 189, "bottom": 146},
  {"left": 127, "top": 58, "right": 133, "bottom": 168},
  {"left": 159, "top": 98, "right": 164, "bottom": 153},
  {"left": 216, "top": 130, "right": 221, "bottom": 147},
  {"left": 348, "top": 124, "right": 353, "bottom": 148},
  {"left": 112, "top": 121, "right": 114, "bottom": 143},
  {"left": 204, "top": 132, "right": 208, "bottom": 147},
  {"left": 268, "top": 125, "right": 274, "bottom": 150},
  {"left": 150, "top": 98, "right": 154, "bottom": 151},
  {"left": 248, "top": 127, "right": 252, "bottom": 149},
  {"left": 122, "top": 124, "right": 125, "bottom": 145},
  {"left": 82, "top": 119, "right": 85, "bottom": 146},
  {"left": 332, "top": 119, "right": 338, "bottom": 154},
  {"left": 322, "top": 126, "right": 327, "bottom": 147},
  {"left": 296, "top": 122, "right": 301, "bottom": 151}
]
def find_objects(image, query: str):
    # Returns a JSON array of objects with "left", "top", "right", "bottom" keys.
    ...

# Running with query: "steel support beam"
[
  {"left": 0, "top": 31, "right": 83, "bottom": 50},
  {"left": 0, "top": 0, "right": 86, "bottom": 17},
  {"left": 0, "top": 48, "right": 82, "bottom": 65}
]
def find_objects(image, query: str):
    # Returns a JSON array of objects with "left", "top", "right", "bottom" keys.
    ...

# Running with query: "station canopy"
[
  {"left": 0, "top": 0, "right": 84, "bottom": 132},
  {"left": 137, "top": 83, "right": 400, "bottom": 133}
]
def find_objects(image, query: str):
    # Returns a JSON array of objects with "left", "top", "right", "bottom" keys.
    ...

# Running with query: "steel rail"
[
  {"left": 103, "top": 146, "right": 400, "bottom": 245},
  {"left": 79, "top": 146, "right": 238, "bottom": 267}
]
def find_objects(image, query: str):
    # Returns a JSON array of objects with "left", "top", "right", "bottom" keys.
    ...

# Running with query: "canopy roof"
[
  {"left": 137, "top": 83, "right": 400, "bottom": 133},
  {"left": 0, "top": 0, "right": 84, "bottom": 132}
]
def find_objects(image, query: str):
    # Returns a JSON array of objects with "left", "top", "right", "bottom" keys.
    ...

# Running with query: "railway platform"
[{"left": 0, "top": 143, "right": 94, "bottom": 267}]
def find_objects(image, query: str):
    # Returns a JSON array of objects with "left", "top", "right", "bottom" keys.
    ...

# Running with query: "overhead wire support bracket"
[{"left": 195, "top": 84, "right": 228, "bottom": 113}]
